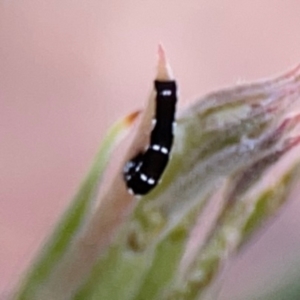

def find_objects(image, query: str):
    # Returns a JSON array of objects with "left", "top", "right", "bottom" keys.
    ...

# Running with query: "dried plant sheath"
[{"left": 13, "top": 54, "right": 300, "bottom": 300}]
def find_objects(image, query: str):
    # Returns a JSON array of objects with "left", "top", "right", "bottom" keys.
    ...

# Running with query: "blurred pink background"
[{"left": 1, "top": 0, "right": 300, "bottom": 298}]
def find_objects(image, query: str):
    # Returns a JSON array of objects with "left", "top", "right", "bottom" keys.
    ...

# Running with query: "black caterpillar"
[{"left": 123, "top": 80, "right": 177, "bottom": 195}]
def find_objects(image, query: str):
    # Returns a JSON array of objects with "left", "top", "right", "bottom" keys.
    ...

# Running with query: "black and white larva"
[{"left": 123, "top": 80, "right": 177, "bottom": 196}]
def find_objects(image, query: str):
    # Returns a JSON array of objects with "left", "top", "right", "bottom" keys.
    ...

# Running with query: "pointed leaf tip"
[
  {"left": 156, "top": 43, "right": 174, "bottom": 81},
  {"left": 158, "top": 43, "right": 166, "bottom": 64},
  {"left": 124, "top": 110, "right": 141, "bottom": 127}
]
